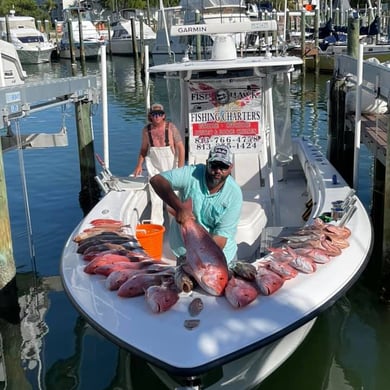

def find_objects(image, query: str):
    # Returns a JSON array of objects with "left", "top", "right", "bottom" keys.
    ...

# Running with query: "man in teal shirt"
[{"left": 150, "top": 144, "right": 242, "bottom": 264}]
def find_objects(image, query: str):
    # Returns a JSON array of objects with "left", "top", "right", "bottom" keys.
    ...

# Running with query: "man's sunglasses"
[
  {"left": 150, "top": 110, "right": 165, "bottom": 117},
  {"left": 208, "top": 161, "right": 230, "bottom": 171}
]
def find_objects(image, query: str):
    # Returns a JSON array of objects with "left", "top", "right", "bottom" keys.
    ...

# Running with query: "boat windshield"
[
  {"left": 164, "top": 67, "right": 294, "bottom": 164},
  {"left": 179, "top": 0, "right": 247, "bottom": 9},
  {"left": 18, "top": 36, "right": 44, "bottom": 43},
  {"left": 64, "top": 7, "right": 93, "bottom": 22}
]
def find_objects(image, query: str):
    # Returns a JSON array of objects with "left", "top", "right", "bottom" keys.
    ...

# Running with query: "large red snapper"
[
  {"left": 178, "top": 199, "right": 229, "bottom": 296},
  {"left": 145, "top": 282, "right": 180, "bottom": 313},
  {"left": 224, "top": 276, "right": 259, "bottom": 308}
]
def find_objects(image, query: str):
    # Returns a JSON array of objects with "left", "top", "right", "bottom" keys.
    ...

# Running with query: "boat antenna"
[
  {"left": 159, "top": 0, "right": 173, "bottom": 61},
  {"left": 15, "top": 119, "right": 38, "bottom": 276}
]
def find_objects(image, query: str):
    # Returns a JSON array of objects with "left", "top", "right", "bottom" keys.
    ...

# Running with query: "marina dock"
[{"left": 330, "top": 54, "right": 390, "bottom": 284}]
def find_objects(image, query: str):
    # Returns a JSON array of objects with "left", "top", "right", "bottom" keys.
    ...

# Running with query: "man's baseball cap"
[
  {"left": 208, "top": 144, "right": 233, "bottom": 165},
  {"left": 150, "top": 103, "right": 164, "bottom": 112}
]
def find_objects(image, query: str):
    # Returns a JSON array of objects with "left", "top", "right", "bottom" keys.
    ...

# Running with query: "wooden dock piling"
[
  {"left": 77, "top": 11, "right": 86, "bottom": 75},
  {"left": 0, "top": 142, "right": 16, "bottom": 291},
  {"left": 67, "top": 18, "right": 77, "bottom": 71},
  {"left": 131, "top": 18, "right": 140, "bottom": 70},
  {"left": 327, "top": 75, "right": 353, "bottom": 184},
  {"left": 74, "top": 100, "right": 101, "bottom": 214}
]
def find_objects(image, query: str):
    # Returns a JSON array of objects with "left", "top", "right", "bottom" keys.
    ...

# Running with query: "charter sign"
[{"left": 187, "top": 77, "right": 263, "bottom": 153}]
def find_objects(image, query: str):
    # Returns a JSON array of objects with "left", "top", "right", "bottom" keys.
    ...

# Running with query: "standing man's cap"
[
  {"left": 150, "top": 103, "right": 164, "bottom": 112},
  {"left": 208, "top": 144, "right": 233, "bottom": 165}
]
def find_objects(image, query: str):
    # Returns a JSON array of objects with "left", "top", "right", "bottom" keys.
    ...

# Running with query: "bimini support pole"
[
  {"left": 145, "top": 45, "right": 150, "bottom": 114},
  {"left": 353, "top": 43, "right": 363, "bottom": 190},
  {"left": 265, "top": 75, "right": 280, "bottom": 225},
  {"left": 101, "top": 44, "right": 109, "bottom": 169}
]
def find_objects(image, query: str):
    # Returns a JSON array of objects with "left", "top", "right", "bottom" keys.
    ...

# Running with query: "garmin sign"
[{"left": 170, "top": 20, "right": 276, "bottom": 36}]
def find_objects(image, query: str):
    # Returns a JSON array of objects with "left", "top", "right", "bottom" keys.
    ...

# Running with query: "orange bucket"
[{"left": 136, "top": 224, "right": 165, "bottom": 260}]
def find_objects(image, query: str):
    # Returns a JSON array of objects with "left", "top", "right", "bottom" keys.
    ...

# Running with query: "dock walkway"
[{"left": 348, "top": 114, "right": 388, "bottom": 166}]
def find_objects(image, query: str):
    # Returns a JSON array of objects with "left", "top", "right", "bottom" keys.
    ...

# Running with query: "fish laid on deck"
[{"left": 71, "top": 217, "right": 354, "bottom": 313}]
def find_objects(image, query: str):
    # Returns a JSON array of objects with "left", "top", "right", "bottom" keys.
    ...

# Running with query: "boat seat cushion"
[
  {"left": 236, "top": 191, "right": 267, "bottom": 260},
  {"left": 232, "top": 153, "right": 266, "bottom": 259}
]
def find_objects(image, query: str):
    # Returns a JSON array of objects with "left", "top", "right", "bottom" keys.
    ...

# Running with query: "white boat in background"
[
  {"left": 109, "top": 8, "right": 156, "bottom": 55},
  {"left": 59, "top": 7, "right": 103, "bottom": 60},
  {"left": 61, "top": 20, "right": 373, "bottom": 389},
  {"left": 0, "top": 10, "right": 55, "bottom": 64},
  {"left": 305, "top": 41, "right": 390, "bottom": 72},
  {"left": 151, "top": 0, "right": 265, "bottom": 66},
  {"left": 0, "top": 40, "right": 26, "bottom": 86}
]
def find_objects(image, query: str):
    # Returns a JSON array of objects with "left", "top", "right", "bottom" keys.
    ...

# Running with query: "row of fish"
[{"left": 73, "top": 215, "right": 351, "bottom": 314}]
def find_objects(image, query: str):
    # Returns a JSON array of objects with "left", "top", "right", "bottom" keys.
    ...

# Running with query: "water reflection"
[
  {"left": 4, "top": 273, "right": 388, "bottom": 389},
  {"left": 259, "top": 282, "right": 390, "bottom": 390}
]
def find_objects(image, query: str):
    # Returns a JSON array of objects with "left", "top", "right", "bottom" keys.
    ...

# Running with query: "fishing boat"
[
  {"left": 61, "top": 20, "right": 373, "bottom": 389},
  {"left": 0, "top": 10, "right": 55, "bottom": 64},
  {"left": 0, "top": 40, "right": 27, "bottom": 86},
  {"left": 109, "top": 8, "right": 156, "bottom": 56},
  {"left": 59, "top": 7, "right": 103, "bottom": 60}
]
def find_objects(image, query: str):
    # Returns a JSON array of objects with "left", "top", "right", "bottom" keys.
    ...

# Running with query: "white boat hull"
[
  {"left": 0, "top": 14, "right": 55, "bottom": 64},
  {"left": 60, "top": 7, "right": 105, "bottom": 60},
  {"left": 0, "top": 40, "right": 27, "bottom": 86},
  {"left": 109, "top": 38, "right": 156, "bottom": 55},
  {"left": 59, "top": 41, "right": 102, "bottom": 59},
  {"left": 305, "top": 43, "right": 390, "bottom": 71},
  {"left": 16, "top": 45, "right": 54, "bottom": 64},
  {"left": 150, "top": 318, "right": 316, "bottom": 389}
]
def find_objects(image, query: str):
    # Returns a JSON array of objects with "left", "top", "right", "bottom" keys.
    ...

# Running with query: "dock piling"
[{"left": 0, "top": 142, "right": 16, "bottom": 291}]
